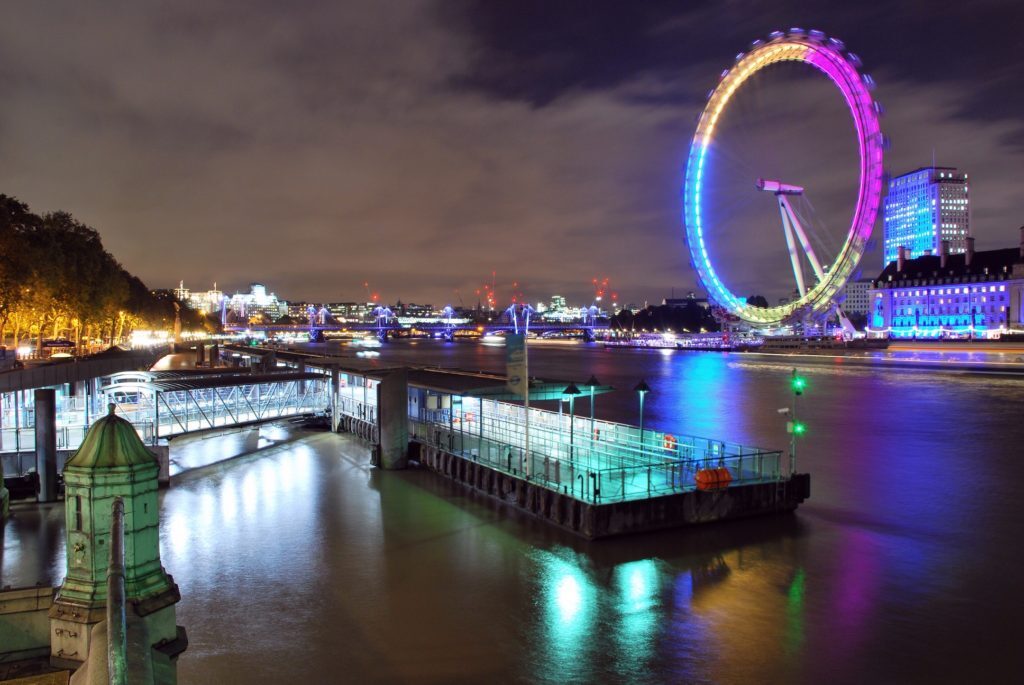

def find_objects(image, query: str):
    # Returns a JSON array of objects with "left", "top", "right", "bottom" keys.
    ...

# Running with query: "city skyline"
[{"left": 1, "top": 3, "right": 1022, "bottom": 304}]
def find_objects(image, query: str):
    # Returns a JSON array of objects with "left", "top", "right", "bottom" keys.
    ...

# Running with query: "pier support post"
[
  {"left": 331, "top": 367, "right": 340, "bottom": 432},
  {"left": 35, "top": 389, "right": 58, "bottom": 503},
  {"left": 377, "top": 368, "right": 409, "bottom": 469}
]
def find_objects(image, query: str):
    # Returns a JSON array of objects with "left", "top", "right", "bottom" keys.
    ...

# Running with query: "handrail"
[{"left": 107, "top": 497, "right": 128, "bottom": 685}]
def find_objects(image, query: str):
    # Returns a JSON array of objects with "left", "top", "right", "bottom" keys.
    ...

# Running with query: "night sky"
[{"left": 1, "top": 1, "right": 1022, "bottom": 306}]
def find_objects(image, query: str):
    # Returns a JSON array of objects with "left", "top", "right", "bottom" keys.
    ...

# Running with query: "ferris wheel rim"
[{"left": 683, "top": 33, "right": 885, "bottom": 327}]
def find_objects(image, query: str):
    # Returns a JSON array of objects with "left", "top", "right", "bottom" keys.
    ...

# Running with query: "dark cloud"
[{"left": 0, "top": 1, "right": 1021, "bottom": 308}]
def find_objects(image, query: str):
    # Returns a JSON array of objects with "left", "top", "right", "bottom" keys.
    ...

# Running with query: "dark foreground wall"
[{"left": 412, "top": 442, "right": 810, "bottom": 539}]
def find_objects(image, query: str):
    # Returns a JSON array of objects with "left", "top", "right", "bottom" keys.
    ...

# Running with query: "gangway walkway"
[{"left": 1, "top": 369, "right": 330, "bottom": 473}]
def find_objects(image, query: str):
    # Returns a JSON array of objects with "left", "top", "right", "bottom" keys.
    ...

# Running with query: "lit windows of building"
[
  {"left": 868, "top": 228, "right": 1024, "bottom": 339},
  {"left": 839, "top": 278, "right": 873, "bottom": 315},
  {"left": 882, "top": 166, "right": 970, "bottom": 268},
  {"left": 175, "top": 281, "right": 225, "bottom": 314},
  {"left": 228, "top": 283, "right": 287, "bottom": 320}
]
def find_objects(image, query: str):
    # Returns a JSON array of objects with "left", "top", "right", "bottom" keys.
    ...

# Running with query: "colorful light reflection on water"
[{"left": 3, "top": 341, "right": 1024, "bottom": 683}]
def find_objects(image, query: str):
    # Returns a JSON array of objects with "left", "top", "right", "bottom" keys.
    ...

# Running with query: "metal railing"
[
  {"left": 1, "top": 377, "right": 329, "bottom": 473},
  {"left": 107, "top": 497, "right": 127, "bottom": 685},
  {"left": 410, "top": 405, "right": 784, "bottom": 504}
]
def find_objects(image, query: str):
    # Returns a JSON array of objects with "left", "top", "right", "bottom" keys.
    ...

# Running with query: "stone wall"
[{"left": 0, "top": 586, "right": 54, "bottom": 663}]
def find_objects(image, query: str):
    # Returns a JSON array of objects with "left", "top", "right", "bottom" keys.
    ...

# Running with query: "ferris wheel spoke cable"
[{"left": 790, "top": 197, "right": 839, "bottom": 269}]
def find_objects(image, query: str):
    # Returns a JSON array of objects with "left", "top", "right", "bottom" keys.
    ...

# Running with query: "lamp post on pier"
[
  {"left": 584, "top": 375, "right": 600, "bottom": 462},
  {"left": 634, "top": 379, "right": 651, "bottom": 455},
  {"left": 563, "top": 383, "right": 581, "bottom": 463}
]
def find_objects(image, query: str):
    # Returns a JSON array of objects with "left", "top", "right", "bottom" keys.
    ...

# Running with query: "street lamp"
[
  {"left": 787, "top": 369, "right": 807, "bottom": 474},
  {"left": 584, "top": 375, "right": 600, "bottom": 455},
  {"left": 633, "top": 379, "right": 651, "bottom": 454},
  {"left": 563, "top": 383, "right": 581, "bottom": 463}
]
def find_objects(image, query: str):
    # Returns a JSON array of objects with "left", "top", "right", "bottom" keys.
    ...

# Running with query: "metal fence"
[
  {"left": 1, "top": 377, "right": 329, "bottom": 475},
  {"left": 409, "top": 398, "right": 783, "bottom": 503}
]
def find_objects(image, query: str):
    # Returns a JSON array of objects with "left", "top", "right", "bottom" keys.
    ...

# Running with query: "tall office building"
[{"left": 883, "top": 166, "right": 970, "bottom": 267}]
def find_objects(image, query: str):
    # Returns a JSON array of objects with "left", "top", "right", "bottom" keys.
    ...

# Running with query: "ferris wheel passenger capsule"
[{"left": 828, "top": 37, "right": 846, "bottom": 50}]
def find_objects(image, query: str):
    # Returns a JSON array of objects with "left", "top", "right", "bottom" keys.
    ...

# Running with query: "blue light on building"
[
  {"left": 868, "top": 230, "right": 1024, "bottom": 339},
  {"left": 883, "top": 167, "right": 970, "bottom": 268}
]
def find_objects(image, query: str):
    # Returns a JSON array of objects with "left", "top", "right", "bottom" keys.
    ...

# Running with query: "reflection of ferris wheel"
[{"left": 683, "top": 30, "right": 885, "bottom": 327}]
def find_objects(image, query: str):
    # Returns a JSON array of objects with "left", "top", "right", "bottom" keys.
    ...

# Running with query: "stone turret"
[{"left": 50, "top": 404, "right": 186, "bottom": 677}]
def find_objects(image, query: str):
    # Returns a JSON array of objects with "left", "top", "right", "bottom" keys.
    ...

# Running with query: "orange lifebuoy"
[
  {"left": 663, "top": 434, "right": 678, "bottom": 450},
  {"left": 695, "top": 467, "right": 732, "bottom": 491}
]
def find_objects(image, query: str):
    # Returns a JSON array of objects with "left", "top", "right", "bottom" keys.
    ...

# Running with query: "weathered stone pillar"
[
  {"left": 377, "top": 369, "right": 409, "bottom": 469},
  {"left": 50, "top": 404, "right": 187, "bottom": 678},
  {"left": 35, "top": 389, "right": 58, "bottom": 503}
]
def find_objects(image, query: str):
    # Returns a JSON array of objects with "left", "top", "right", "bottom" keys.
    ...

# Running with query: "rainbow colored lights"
[{"left": 683, "top": 33, "right": 885, "bottom": 326}]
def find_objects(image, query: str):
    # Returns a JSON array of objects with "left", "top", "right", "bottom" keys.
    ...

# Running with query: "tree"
[
  {"left": 0, "top": 195, "right": 41, "bottom": 345},
  {"left": 0, "top": 193, "right": 185, "bottom": 351}
]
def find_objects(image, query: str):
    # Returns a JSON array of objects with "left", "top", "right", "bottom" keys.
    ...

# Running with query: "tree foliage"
[
  {"left": 610, "top": 302, "right": 720, "bottom": 333},
  {"left": 0, "top": 194, "right": 182, "bottom": 350}
]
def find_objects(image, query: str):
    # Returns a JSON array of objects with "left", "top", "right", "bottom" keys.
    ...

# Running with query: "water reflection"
[
  {"left": 3, "top": 341, "right": 1023, "bottom": 683},
  {"left": 612, "top": 559, "right": 661, "bottom": 680},
  {"left": 534, "top": 549, "right": 598, "bottom": 683}
]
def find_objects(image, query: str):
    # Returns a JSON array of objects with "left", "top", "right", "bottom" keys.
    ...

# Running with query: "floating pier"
[{"left": 321, "top": 357, "right": 812, "bottom": 539}]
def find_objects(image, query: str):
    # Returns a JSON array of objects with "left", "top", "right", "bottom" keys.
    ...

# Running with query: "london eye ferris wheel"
[{"left": 683, "top": 30, "right": 886, "bottom": 328}]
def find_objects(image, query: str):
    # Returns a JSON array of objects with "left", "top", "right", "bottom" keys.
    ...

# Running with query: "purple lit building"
[{"left": 868, "top": 229, "right": 1024, "bottom": 338}]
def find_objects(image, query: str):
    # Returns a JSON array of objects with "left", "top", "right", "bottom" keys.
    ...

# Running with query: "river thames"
[{"left": 3, "top": 341, "right": 1023, "bottom": 683}]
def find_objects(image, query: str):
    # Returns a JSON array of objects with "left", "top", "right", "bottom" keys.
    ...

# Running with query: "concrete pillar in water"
[
  {"left": 35, "top": 389, "right": 58, "bottom": 503},
  {"left": 210, "top": 343, "right": 219, "bottom": 367},
  {"left": 195, "top": 344, "right": 205, "bottom": 367},
  {"left": 377, "top": 368, "right": 409, "bottom": 469},
  {"left": 331, "top": 366, "right": 340, "bottom": 432}
]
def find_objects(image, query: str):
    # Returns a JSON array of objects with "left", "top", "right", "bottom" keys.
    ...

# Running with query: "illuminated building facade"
[
  {"left": 174, "top": 281, "right": 224, "bottom": 314},
  {"left": 883, "top": 166, "right": 970, "bottom": 267},
  {"left": 840, "top": 278, "right": 873, "bottom": 315},
  {"left": 228, "top": 283, "right": 287, "bottom": 320},
  {"left": 326, "top": 302, "right": 375, "bottom": 322},
  {"left": 868, "top": 230, "right": 1024, "bottom": 338}
]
